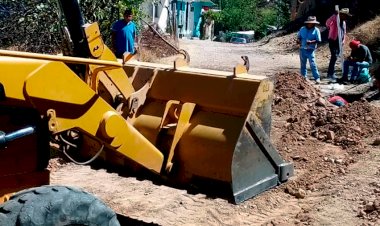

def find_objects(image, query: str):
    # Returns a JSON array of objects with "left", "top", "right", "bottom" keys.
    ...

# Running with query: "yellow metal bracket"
[
  {"left": 159, "top": 100, "right": 181, "bottom": 129},
  {"left": 159, "top": 101, "right": 196, "bottom": 173},
  {"left": 174, "top": 58, "right": 188, "bottom": 70},
  {"left": 166, "top": 102, "right": 195, "bottom": 172},
  {"left": 84, "top": 22, "right": 105, "bottom": 58},
  {"left": 233, "top": 63, "right": 248, "bottom": 77},
  {"left": 90, "top": 66, "right": 120, "bottom": 92},
  {"left": 47, "top": 109, "right": 58, "bottom": 133},
  {"left": 125, "top": 69, "right": 158, "bottom": 118},
  {"left": 122, "top": 52, "right": 135, "bottom": 64}
]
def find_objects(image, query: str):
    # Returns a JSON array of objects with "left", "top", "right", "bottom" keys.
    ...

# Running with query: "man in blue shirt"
[
  {"left": 112, "top": 9, "right": 136, "bottom": 58},
  {"left": 297, "top": 16, "right": 322, "bottom": 84}
]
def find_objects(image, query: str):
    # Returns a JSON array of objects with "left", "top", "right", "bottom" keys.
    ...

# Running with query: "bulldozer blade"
[
  {"left": 125, "top": 62, "right": 294, "bottom": 203},
  {"left": 231, "top": 113, "right": 294, "bottom": 203}
]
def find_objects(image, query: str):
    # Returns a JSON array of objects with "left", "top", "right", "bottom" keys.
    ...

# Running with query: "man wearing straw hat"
[
  {"left": 297, "top": 16, "right": 322, "bottom": 84},
  {"left": 326, "top": 8, "right": 352, "bottom": 83}
]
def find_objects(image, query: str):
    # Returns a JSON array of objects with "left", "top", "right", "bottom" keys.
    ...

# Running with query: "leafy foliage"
[
  {"left": 216, "top": 0, "right": 291, "bottom": 38},
  {"left": 0, "top": 0, "right": 61, "bottom": 53},
  {"left": 0, "top": 0, "right": 143, "bottom": 53}
]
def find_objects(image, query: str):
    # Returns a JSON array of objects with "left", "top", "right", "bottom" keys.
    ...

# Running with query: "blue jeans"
[
  {"left": 342, "top": 61, "right": 370, "bottom": 81},
  {"left": 300, "top": 49, "right": 320, "bottom": 80}
]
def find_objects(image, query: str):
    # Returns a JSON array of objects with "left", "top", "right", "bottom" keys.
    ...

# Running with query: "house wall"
[
  {"left": 176, "top": 1, "right": 192, "bottom": 37},
  {"left": 141, "top": 0, "right": 170, "bottom": 32},
  {"left": 192, "top": 2, "right": 203, "bottom": 37},
  {"left": 141, "top": 0, "right": 215, "bottom": 37}
]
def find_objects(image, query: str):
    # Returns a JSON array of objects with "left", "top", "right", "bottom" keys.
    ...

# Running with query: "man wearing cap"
[
  {"left": 339, "top": 40, "right": 373, "bottom": 83},
  {"left": 326, "top": 8, "right": 351, "bottom": 83},
  {"left": 297, "top": 16, "right": 322, "bottom": 84}
]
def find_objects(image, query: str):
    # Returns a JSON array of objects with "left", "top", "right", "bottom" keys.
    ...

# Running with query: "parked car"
[{"left": 230, "top": 37, "right": 247, "bottom": 44}]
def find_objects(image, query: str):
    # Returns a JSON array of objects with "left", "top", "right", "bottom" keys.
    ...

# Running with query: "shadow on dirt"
[{"left": 117, "top": 214, "right": 161, "bottom": 226}]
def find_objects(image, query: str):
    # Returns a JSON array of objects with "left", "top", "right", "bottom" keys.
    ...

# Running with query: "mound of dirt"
[
  {"left": 292, "top": 101, "right": 377, "bottom": 147},
  {"left": 284, "top": 100, "right": 380, "bottom": 148},
  {"left": 267, "top": 33, "right": 299, "bottom": 51},
  {"left": 313, "top": 101, "right": 380, "bottom": 145},
  {"left": 273, "top": 71, "right": 321, "bottom": 114},
  {"left": 273, "top": 71, "right": 380, "bottom": 148},
  {"left": 139, "top": 26, "right": 178, "bottom": 60}
]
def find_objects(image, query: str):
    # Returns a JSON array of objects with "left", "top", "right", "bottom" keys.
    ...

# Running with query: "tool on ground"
[
  {"left": 336, "top": 5, "right": 344, "bottom": 75},
  {"left": 241, "top": 56, "right": 250, "bottom": 71}
]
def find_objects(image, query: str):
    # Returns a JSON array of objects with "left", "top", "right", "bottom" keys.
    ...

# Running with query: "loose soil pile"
[
  {"left": 273, "top": 71, "right": 320, "bottom": 113},
  {"left": 272, "top": 71, "right": 380, "bottom": 205},
  {"left": 139, "top": 26, "right": 178, "bottom": 61},
  {"left": 268, "top": 35, "right": 299, "bottom": 52},
  {"left": 273, "top": 71, "right": 380, "bottom": 149}
]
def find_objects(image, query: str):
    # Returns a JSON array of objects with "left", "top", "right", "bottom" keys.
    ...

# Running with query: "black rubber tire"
[{"left": 0, "top": 185, "right": 120, "bottom": 226}]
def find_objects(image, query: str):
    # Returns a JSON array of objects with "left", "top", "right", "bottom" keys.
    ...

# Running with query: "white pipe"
[{"left": 152, "top": 2, "right": 155, "bottom": 23}]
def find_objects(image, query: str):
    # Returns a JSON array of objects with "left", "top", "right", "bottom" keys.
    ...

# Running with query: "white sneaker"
[
  {"left": 329, "top": 78, "right": 337, "bottom": 83},
  {"left": 315, "top": 78, "right": 321, "bottom": 84}
]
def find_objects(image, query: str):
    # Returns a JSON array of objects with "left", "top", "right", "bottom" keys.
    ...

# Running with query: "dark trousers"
[{"left": 327, "top": 39, "right": 340, "bottom": 78}]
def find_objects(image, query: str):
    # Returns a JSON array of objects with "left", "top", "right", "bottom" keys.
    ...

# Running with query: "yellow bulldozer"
[{"left": 0, "top": 0, "right": 293, "bottom": 225}]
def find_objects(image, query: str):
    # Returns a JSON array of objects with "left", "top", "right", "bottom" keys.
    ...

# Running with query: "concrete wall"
[{"left": 141, "top": 0, "right": 170, "bottom": 32}]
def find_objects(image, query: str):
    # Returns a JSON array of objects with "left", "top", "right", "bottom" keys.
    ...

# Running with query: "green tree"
[
  {"left": 217, "top": 0, "right": 290, "bottom": 39},
  {"left": 0, "top": 0, "right": 144, "bottom": 53}
]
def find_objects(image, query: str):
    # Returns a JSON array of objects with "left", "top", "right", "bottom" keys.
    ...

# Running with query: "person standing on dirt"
[
  {"left": 111, "top": 9, "right": 137, "bottom": 58},
  {"left": 297, "top": 16, "right": 322, "bottom": 84},
  {"left": 339, "top": 40, "right": 373, "bottom": 84},
  {"left": 326, "top": 8, "right": 351, "bottom": 83}
]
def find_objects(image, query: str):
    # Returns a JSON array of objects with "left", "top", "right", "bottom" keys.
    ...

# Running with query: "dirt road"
[
  {"left": 180, "top": 39, "right": 301, "bottom": 75},
  {"left": 51, "top": 38, "right": 380, "bottom": 226}
]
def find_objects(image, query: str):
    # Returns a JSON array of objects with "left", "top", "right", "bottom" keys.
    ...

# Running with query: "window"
[{"left": 154, "top": 3, "right": 159, "bottom": 18}]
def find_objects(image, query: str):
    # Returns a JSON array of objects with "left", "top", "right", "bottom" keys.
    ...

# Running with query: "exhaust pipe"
[{"left": 57, "top": 0, "right": 89, "bottom": 58}]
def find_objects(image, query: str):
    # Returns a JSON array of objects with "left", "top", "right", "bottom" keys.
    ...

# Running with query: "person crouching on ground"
[
  {"left": 297, "top": 16, "right": 322, "bottom": 84},
  {"left": 338, "top": 40, "right": 373, "bottom": 84}
]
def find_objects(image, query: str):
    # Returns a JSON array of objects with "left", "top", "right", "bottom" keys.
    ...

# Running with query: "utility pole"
[{"left": 171, "top": 0, "right": 178, "bottom": 41}]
